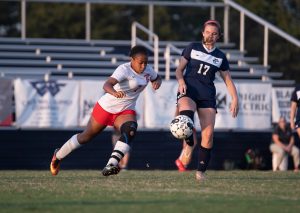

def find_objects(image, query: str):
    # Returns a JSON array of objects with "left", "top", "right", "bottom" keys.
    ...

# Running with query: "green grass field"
[{"left": 0, "top": 170, "right": 300, "bottom": 213}]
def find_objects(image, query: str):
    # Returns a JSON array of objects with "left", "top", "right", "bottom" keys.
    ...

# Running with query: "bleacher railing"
[
  {"left": 131, "top": 21, "right": 159, "bottom": 73},
  {"left": 224, "top": 0, "right": 300, "bottom": 67},
  {"left": 5, "top": 0, "right": 300, "bottom": 73},
  {"left": 164, "top": 43, "right": 181, "bottom": 80}
]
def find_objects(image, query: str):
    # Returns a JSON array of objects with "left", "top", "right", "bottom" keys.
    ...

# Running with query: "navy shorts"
[
  {"left": 295, "top": 120, "right": 300, "bottom": 129},
  {"left": 177, "top": 92, "right": 217, "bottom": 110}
]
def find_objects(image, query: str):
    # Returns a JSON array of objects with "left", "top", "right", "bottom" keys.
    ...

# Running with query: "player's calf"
[
  {"left": 179, "top": 110, "right": 195, "bottom": 146},
  {"left": 103, "top": 121, "right": 137, "bottom": 175}
]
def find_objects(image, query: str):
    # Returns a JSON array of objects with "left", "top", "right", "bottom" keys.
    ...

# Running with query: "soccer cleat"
[
  {"left": 175, "top": 159, "right": 186, "bottom": 172},
  {"left": 102, "top": 164, "right": 120, "bottom": 176},
  {"left": 195, "top": 171, "right": 206, "bottom": 181},
  {"left": 50, "top": 148, "right": 61, "bottom": 176}
]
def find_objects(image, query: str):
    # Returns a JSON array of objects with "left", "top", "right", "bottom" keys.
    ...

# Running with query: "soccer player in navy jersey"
[
  {"left": 291, "top": 86, "right": 300, "bottom": 154},
  {"left": 175, "top": 20, "right": 239, "bottom": 181}
]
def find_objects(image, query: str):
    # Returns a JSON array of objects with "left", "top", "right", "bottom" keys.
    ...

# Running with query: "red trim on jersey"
[{"left": 92, "top": 102, "right": 136, "bottom": 126}]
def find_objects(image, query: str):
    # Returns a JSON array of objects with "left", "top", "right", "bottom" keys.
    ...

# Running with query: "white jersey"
[{"left": 98, "top": 62, "right": 158, "bottom": 113}]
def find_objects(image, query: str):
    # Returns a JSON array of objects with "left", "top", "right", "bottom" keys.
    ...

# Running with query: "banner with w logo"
[{"left": 14, "top": 78, "right": 79, "bottom": 127}]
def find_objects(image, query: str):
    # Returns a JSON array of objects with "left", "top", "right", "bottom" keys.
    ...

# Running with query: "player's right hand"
[
  {"left": 178, "top": 83, "right": 187, "bottom": 95},
  {"left": 113, "top": 91, "right": 126, "bottom": 98},
  {"left": 291, "top": 122, "right": 295, "bottom": 130}
]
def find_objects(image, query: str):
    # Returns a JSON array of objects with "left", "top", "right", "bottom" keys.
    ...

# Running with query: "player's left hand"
[
  {"left": 230, "top": 99, "right": 239, "bottom": 118},
  {"left": 151, "top": 77, "right": 162, "bottom": 90}
]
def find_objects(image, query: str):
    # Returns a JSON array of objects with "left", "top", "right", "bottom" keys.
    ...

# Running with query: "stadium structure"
[{"left": 0, "top": 0, "right": 299, "bottom": 171}]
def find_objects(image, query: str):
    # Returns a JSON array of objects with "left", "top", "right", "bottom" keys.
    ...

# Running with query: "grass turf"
[{"left": 0, "top": 170, "right": 299, "bottom": 212}]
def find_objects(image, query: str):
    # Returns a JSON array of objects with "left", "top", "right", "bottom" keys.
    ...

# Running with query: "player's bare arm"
[
  {"left": 103, "top": 77, "right": 126, "bottom": 98},
  {"left": 175, "top": 56, "right": 189, "bottom": 94},
  {"left": 219, "top": 70, "right": 239, "bottom": 117},
  {"left": 290, "top": 101, "right": 297, "bottom": 129}
]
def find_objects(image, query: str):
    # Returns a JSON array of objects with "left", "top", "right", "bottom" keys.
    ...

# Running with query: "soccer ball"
[{"left": 170, "top": 115, "right": 194, "bottom": 139}]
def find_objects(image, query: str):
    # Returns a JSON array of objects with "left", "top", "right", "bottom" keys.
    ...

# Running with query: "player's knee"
[
  {"left": 119, "top": 121, "right": 138, "bottom": 144},
  {"left": 179, "top": 110, "right": 194, "bottom": 122}
]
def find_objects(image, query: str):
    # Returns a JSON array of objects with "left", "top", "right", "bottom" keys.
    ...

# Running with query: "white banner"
[
  {"left": 14, "top": 78, "right": 79, "bottom": 127},
  {"left": 144, "top": 81, "right": 178, "bottom": 128},
  {"left": 272, "top": 87, "right": 294, "bottom": 123},
  {"left": 215, "top": 82, "right": 272, "bottom": 129},
  {"left": 79, "top": 80, "right": 105, "bottom": 126},
  {"left": 144, "top": 80, "right": 272, "bottom": 130},
  {"left": 12, "top": 78, "right": 274, "bottom": 130},
  {"left": 79, "top": 79, "right": 145, "bottom": 128},
  {"left": 135, "top": 92, "right": 145, "bottom": 128}
]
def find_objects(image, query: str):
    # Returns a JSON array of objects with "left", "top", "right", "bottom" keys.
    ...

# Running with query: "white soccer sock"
[
  {"left": 107, "top": 141, "right": 130, "bottom": 166},
  {"left": 56, "top": 134, "right": 82, "bottom": 160}
]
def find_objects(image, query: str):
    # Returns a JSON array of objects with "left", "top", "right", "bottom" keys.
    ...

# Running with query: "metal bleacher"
[
  {"left": 1, "top": 0, "right": 298, "bottom": 86},
  {"left": 0, "top": 36, "right": 291, "bottom": 85},
  {"left": 0, "top": 37, "right": 130, "bottom": 79},
  {"left": 160, "top": 40, "right": 285, "bottom": 82},
  {"left": 0, "top": 23, "right": 294, "bottom": 86}
]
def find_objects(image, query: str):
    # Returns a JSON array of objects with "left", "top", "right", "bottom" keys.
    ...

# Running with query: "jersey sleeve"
[
  {"left": 219, "top": 54, "right": 230, "bottom": 71},
  {"left": 181, "top": 43, "right": 194, "bottom": 61},
  {"left": 111, "top": 65, "right": 127, "bottom": 82}
]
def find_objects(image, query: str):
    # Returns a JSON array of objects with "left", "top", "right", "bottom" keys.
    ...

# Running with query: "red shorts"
[{"left": 92, "top": 102, "right": 136, "bottom": 126}]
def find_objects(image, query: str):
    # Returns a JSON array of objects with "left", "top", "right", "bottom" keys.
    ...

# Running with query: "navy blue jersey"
[
  {"left": 291, "top": 86, "right": 300, "bottom": 124},
  {"left": 181, "top": 42, "right": 229, "bottom": 100}
]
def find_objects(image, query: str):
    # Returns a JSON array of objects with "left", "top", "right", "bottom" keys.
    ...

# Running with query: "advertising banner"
[
  {"left": 144, "top": 80, "right": 272, "bottom": 130},
  {"left": 79, "top": 80, "right": 145, "bottom": 128},
  {"left": 79, "top": 80, "right": 105, "bottom": 126},
  {"left": 0, "top": 78, "right": 13, "bottom": 126},
  {"left": 144, "top": 81, "right": 178, "bottom": 128},
  {"left": 215, "top": 82, "right": 272, "bottom": 129},
  {"left": 14, "top": 78, "right": 79, "bottom": 127},
  {"left": 12, "top": 78, "right": 274, "bottom": 130},
  {"left": 271, "top": 87, "right": 294, "bottom": 123}
]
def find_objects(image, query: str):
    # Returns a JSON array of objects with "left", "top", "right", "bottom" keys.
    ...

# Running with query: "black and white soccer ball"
[{"left": 170, "top": 115, "right": 194, "bottom": 139}]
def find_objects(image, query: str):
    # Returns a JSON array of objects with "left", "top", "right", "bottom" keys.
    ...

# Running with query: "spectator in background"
[
  {"left": 270, "top": 116, "right": 299, "bottom": 171},
  {"left": 290, "top": 86, "right": 300, "bottom": 140}
]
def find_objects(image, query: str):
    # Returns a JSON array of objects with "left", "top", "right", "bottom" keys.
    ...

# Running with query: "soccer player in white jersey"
[
  {"left": 175, "top": 20, "right": 239, "bottom": 181},
  {"left": 50, "top": 45, "right": 162, "bottom": 176}
]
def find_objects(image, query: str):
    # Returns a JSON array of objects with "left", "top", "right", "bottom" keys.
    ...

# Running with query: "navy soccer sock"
[{"left": 197, "top": 145, "right": 212, "bottom": 172}]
